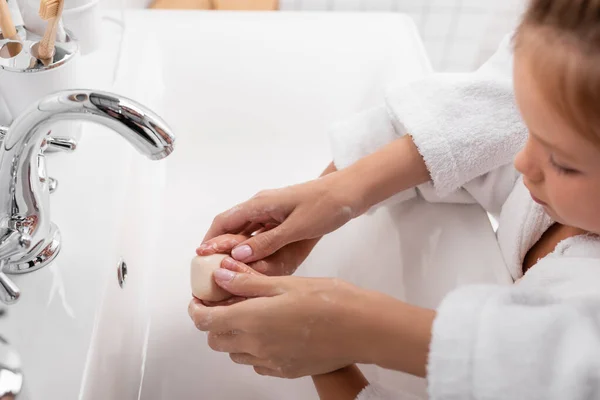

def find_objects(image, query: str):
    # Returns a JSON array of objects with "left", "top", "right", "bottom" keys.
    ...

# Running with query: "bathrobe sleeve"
[
  {"left": 354, "top": 383, "right": 425, "bottom": 400},
  {"left": 330, "top": 35, "right": 527, "bottom": 217},
  {"left": 428, "top": 256, "right": 600, "bottom": 400},
  {"left": 355, "top": 383, "right": 401, "bottom": 400}
]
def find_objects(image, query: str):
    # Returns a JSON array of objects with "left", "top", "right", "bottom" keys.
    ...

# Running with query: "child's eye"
[{"left": 549, "top": 156, "right": 578, "bottom": 175}]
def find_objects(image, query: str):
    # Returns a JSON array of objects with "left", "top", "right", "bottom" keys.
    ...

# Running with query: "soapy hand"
[
  {"left": 188, "top": 258, "right": 379, "bottom": 378},
  {"left": 197, "top": 233, "right": 317, "bottom": 277},
  {"left": 199, "top": 164, "right": 364, "bottom": 265}
]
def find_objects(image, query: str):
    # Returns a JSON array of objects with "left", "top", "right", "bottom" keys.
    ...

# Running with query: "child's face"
[{"left": 513, "top": 49, "right": 600, "bottom": 234}]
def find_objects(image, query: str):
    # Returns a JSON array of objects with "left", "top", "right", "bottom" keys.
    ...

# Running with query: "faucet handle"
[
  {"left": 0, "top": 229, "right": 32, "bottom": 261},
  {"left": 48, "top": 177, "right": 58, "bottom": 194},
  {"left": 45, "top": 136, "right": 78, "bottom": 153},
  {"left": 0, "top": 272, "right": 20, "bottom": 304},
  {"left": 0, "top": 230, "right": 29, "bottom": 305},
  {"left": 35, "top": 154, "right": 58, "bottom": 194}
]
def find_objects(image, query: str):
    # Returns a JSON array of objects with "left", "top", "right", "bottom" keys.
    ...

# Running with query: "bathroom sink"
[
  {"left": 0, "top": 10, "right": 509, "bottom": 400},
  {"left": 109, "top": 10, "right": 510, "bottom": 400}
]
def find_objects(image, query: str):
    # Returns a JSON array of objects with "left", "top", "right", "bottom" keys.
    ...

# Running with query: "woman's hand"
[
  {"left": 197, "top": 233, "right": 318, "bottom": 276},
  {"left": 199, "top": 163, "right": 366, "bottom": 264},
  {"left": 201, "top": 137, "right": 430, "bottom": 266},
  {"left": 188, "top": 259, "right": 435, "bottom": 379},
  {"left": 188, "top": 258, "right": 376, "bottom": 378}
]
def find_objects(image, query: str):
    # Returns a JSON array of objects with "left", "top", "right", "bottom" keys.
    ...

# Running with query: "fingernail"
[
  {"left": 222, "top": 257, "right": 236, "bottom": 268},
  {"left": 198, "top": 243, "right": 218, "bottom": 255},
  {"left": 214, "top": 268, "right": 236, "bottom": 282},
  {"left": 232, "top": 245, "right": 252, "bottom": 261}
]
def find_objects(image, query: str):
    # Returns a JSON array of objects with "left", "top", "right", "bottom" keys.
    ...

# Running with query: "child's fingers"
[
  {"left": 248, "top": 222, "right": 279, "bottom": 236},
  {"left": 197, "top": 234, "right": 248, "bottom": 256},
  {"left": 201, "top": 296, "right": 247, "bottom": 307},
  {"left": 229, "top": 353, "right": 274, "bottom": 368},
  {"left": 241, "top": 222, "right": 264, "bottom": 236},
  {"left": 250, "top": 256, "right": 296, "bottom": 276},
  {"left": 221, "top": 257, "right": 265, "bottom": 276}
]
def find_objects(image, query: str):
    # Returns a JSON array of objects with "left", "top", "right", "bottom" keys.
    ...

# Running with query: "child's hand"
[{"left": 197, "top": 233, "right": 319, "bottom": 276}]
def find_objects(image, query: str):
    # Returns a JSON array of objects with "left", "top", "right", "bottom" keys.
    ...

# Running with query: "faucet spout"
[{"left": 0, "top": 90, "right": 175, "bottom": 272}]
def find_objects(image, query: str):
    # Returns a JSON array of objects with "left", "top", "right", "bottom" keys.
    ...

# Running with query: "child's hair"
[{"left": 515, "top": 0, "right": 600, "bottom": 147}]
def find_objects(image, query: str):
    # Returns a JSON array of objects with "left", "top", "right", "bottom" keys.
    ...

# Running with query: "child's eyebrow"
[
  {"left": 530, "top": 131, "right": 555, "bottom": 149},
  {"left": 530, "top": 130, "right": 573, "bottom": 156}
]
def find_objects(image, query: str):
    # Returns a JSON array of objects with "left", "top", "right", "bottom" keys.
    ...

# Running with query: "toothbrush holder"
[{"left": 0, "top": 26, "right": 82, "bottom": 148}]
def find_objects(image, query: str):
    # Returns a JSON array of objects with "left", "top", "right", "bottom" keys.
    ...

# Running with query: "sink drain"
[{"left": 117, "top": 258, "right": 128, "bottom": 288}]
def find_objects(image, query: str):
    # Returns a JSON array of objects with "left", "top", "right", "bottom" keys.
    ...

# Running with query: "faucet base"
[{"left": 7, "top": 224, "right": 61, "bottom": 275}]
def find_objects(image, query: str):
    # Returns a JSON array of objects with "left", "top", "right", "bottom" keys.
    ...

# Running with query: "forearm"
[
  {"left": 321, "top": 161, "right": 338, "bottom": 177},
  {"left": 320, "top": 157, "right": 434, "bottom": 376},
  {"left": 302, "top": 162, "right": 339, "bottom": 250},
  {"left": 312, "top": 365, "right": 369, "bottom": 400},
  {"left": 335, "top": 136, "right": 430, "bottom": 216},
  {"left": 357, "top": 290, "right": 435, "bottom": 378}
]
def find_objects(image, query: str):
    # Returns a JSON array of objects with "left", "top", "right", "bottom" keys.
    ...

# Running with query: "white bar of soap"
[{"left": 190, "top": 254, "right": 232, "bottom": 302}]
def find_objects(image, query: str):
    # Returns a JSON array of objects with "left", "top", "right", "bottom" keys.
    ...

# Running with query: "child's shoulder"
[{"left": 519, "top": 235, "right": 600, "bottom": 299}]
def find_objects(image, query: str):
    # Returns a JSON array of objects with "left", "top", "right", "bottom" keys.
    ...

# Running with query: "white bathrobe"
[{"left": 329, "top": 35, "right": 600, "bottom": 400}]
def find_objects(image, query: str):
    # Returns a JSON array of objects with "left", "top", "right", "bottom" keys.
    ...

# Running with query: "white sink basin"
[
  {"left": 0, "top": 10, "right": 510, "bottom": 400},
  {"left": 112, "top": 10, "right": 509, "bottom": 400}
]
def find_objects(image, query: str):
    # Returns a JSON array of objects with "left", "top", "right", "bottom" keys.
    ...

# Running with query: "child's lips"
[
  {"left": 524, "top": 182, "right": 547, "bottom": 206},
  {"left": 530, "top": 194, "right": 547, "bottom": 206}
]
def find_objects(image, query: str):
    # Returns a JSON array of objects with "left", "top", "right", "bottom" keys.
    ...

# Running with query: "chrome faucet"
[{"left": 0, "top": 90, "right": 175, "bottom": 304}]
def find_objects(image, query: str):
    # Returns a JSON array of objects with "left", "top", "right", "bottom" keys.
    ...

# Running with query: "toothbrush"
[
  {"left": 0, "top": 0, "right": 21, "bottom": 57},
  {"left": 37, "top": 0, "right": 64, "bottom": 61},
  {"left": 0, "top": 0, "right": 18, "bottom": 39}
]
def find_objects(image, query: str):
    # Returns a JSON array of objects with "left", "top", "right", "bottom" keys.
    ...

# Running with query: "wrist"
[
  {"left": 312, "top": 365, "right": 368, "bottom": 400},
  {"left": 321, "top": 169, "right": 370, "bottom": 219},
  {"left": 336, "top": 136, "right": 430, "bottom": 215},
  {"left": 296, "top": 236, "right": 322, "bottom": 263},
  {"left": 318, "top": 161, "right": 367, "bottom": 220},
  {"left": 354, "top": 290, "right": 435, "bottom": 377}
]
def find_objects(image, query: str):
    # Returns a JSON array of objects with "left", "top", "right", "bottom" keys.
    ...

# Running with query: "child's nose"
[{"left": 514, "top": 140, "right": 544, "bottom": 183}]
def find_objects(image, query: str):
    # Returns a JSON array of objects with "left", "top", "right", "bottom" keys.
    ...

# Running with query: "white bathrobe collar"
[{"left": 497, "top": 177, "right": 554, "bottom": 281}]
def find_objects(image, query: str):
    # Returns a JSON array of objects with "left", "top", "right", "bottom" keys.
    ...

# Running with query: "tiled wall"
[{"left": 279, "top": 0, "right": 526, "bottom": 71}]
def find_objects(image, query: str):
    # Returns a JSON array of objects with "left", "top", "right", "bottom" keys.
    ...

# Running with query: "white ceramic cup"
[
  {"left": 0, "top": 28, "right": 83, "bottom": 144},
  {"left": 63, "top": 0, "right": 102, "bottom": 55},
  {"left": 0, "top": 55, "right": 81, "bottom": 118},
  {"left": 0, "top": 85, "right": 12, "bottom": 127}
]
